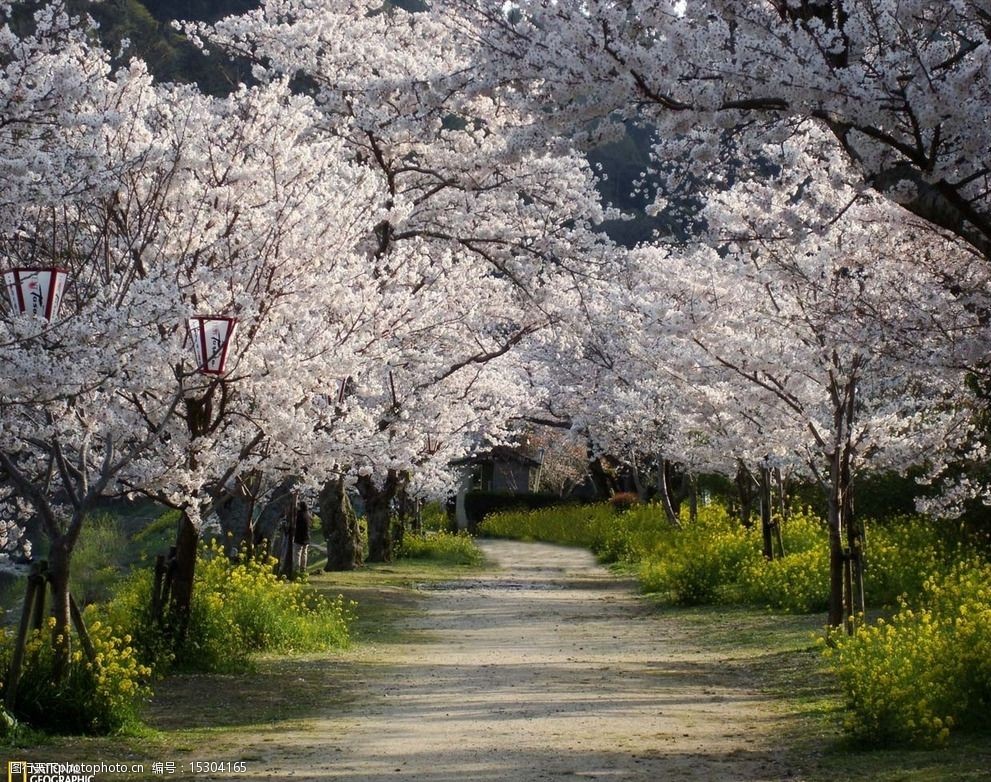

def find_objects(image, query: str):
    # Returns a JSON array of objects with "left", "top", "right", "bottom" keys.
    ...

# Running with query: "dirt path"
[{"left": 230, "top": 540, "right": 797, "bottom": 781}]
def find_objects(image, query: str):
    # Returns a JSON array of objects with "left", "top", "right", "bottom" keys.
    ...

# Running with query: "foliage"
[
  {"left": 738, "top": 511, "right": 830, "bottom": 613},
  {"left": 864, "top": 517, "right": 967, "bottom": 608},
  {"left": 637, "top": 505, "right": 757, "bottom": 604},
  {"left": 480, "top": 502, "right": 615, "bottom": 550},
  {"left": 419, "top": 501, "right": 450, "bottom": 533},
  {"left": 826, "top": 560, "right": 991, "bottom": 747},
  {"left": 398, "top": 531, "right": 483, "bottom": 566},
  {"left": 741, "top": 546, "right": 830, "bottom": 613},
  {"left": 104, "top": 541, "right": 352, "bottom": 673},
  {"left": 0, "top": 619, "right": 151, "bottom": 735},
  {"left": 484, "top": 501, "right": 986, "bottom": 616},
  {"left": 464, "top": 491, "right": 580, "bottom": 531},
  {"left": 69, "top": 514, "right": 128, "bottom": 606}
]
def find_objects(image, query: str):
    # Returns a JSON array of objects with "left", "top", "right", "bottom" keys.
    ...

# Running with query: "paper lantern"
[
  {"left": 188, "top": 316, "right": 237, "bottom": 375},
  {"left": 3, "top": 267, "right": 68, "bottom": 322}
]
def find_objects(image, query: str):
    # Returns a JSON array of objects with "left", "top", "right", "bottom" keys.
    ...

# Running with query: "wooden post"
[
  {"left": 5, "top": 567, "right": 42, "bottom": 709},
  {"left": 68, "top": 594, "right": 96, "bottom": 663}
]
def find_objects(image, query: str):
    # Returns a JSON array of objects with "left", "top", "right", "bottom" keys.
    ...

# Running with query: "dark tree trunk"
[
  {"left": 215, "top": 489, "right": 252, "bottom": 557},
  {"left": 735, "top": 461, "right": 755, "bottom": 528},
  {"left": 280, "top": 496, "right": 297, "bottom": 580},
  {"left": 587, "top": 451, "right": 616, "bottom": 500},
  {"left": 47, "top": 538, "right": 72, "bottom": 681},
  {"left": 759, "top": 465, "right": 774, "bottom": 560},
  {"left": 657, "top": 456, "right": 682, "bottom": 528},
  {"left": 254, "top": 479, "right": 296, "bottom": 556},
  {"left": 687, "top": 473, "right": 698, "bottom": 524},
  {"left": 826, "top": 445, "right": 854, "bottom": 629},
  {"left": 358, "top": 471, "right": 400, "bottom": 563},
  {"left": 409, "top": 497, "right": 423, "bottom": 536},
  {"left": 319, "top": 477, "right": 363, "bottom": 571},
  {"left": 169, "top": 511, "right": 199, "bottom": 639},
  {"left": 168, "top": 388, "right": 213, "bottom": 638},
  {"left": 842, "top": 452, "right": 866, "bottom": 619},
  {"left": 827, "top": 512, "right": 845, "bottom": 628}
]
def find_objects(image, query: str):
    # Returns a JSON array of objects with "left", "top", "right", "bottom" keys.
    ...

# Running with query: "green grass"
[
  {"left": 666, "top": 604, "right": 991, "bottom": 781},
  {"left": 2, "top": 549, "right": 483, "bottom": 764}
]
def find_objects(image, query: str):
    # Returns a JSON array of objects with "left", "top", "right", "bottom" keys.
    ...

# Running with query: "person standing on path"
[{"left": 294, "top": 500, "right": 312, "bottom": 574}]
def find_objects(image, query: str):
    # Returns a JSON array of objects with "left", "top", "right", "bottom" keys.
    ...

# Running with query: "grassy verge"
[
  {"left": 660, "top": 603, "right": 991, "bottom": 781},
  {"left": 2, "top": 552, "right": 487, "bottom": 769}
]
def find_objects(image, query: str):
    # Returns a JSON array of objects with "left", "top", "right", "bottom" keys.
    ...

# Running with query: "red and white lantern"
[
  {"left": 3, "top": 267, "right": 68, "bottom": 322},
  {"left": 188, "top": 316, "right": 237, "bottom": 375}
]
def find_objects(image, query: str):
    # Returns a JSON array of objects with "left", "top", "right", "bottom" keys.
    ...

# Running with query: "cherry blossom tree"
[
  {"left": 0, "top": 2, "right": 388, "bottom": 651},
  {"left": 188, "top": 0, "right": 624, "bottom": 563},
  {"left": 0, "top": 4, "right": 189, "bottom": 672},
  {"left": 446, "top": 0, "right": 991, "bottom": 263},
  {"left": 631, "top": 132, "right": 984, "bottom": 625}
]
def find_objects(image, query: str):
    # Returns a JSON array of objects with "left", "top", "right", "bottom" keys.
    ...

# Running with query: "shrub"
[
  {"left": 778, "top": 509, "right": 826, "bottom": 554},
  {"left": 399, "top": 531, "right": 483, "bottom": 565},
  {"left": 597, "top": 504, "right": 671, "bottom": 563},
  {"left": 464, "top": 491, "right": 579, "bottom": 531},
  {"left": 0, "top": 619, "right": 151, "bottom": 735},
  {"left": 864, "top": 516, "right": 964, "bottom": 608},
  {"left": 827, "top": 559, "right": 991, "bottom": 746},
  {"left": 637, "top": 505, "right": 756, "bottom": 604},
  {"left": 741, "top": 546, "right": 829, "bottom": 612},
  {"left": 481, "top": 503, "right": 608, "bottom": 548},
  {"left": 104, "top": 541, "right": 352, "bottom": 674}
]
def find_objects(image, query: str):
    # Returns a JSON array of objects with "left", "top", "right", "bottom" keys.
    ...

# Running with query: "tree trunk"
[
  {"left": 280, "top": 496, "right": 297, "bottom": 580},
  {"left": 169, "top": 511, "right": 199, "bottom": 640},
  {"left": 826, "top": 448, "right": 847, "bottom": 629},
  {"left": 630, "top": 455, "right": 648, "bottom": 502},
  {"left": 842, "top": 452, "right": 867, "bottom": 619},
  {"left": 587, "top": 451, "right": 615, "bottom": 500},
  {"left": 759, "top": 465, "right": 774, "bottom": 560},
  {"left": 657, "top": 456, "right": 682, "bottom": 528},
  {"left": 393, "top": 479, "right": 410, "bottom": 552},
  {"left": 409, "top": 497, "right": 423, "bottom": 536},
  {"left": 46, "top": 540, "right": 72, "bottom": 681},
  {"left": 319, "top": 477, "right": 363, "bottom": 571},
  {"left": 826, "top": 489, "right": 845, "bottom": 628},
  {"left": 358, "top": 471, "right": 400, "bottom": 563},
  {"left": 735, "top": 461, "right": 755, "bottom": 528}
]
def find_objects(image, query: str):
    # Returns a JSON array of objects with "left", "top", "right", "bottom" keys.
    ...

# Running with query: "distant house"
[
  {"left": 450, "top": 447, "right": 543, "bottom": 531},
  {"left": 455, "top": 446, "right": 542, "bottom": 494}
]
